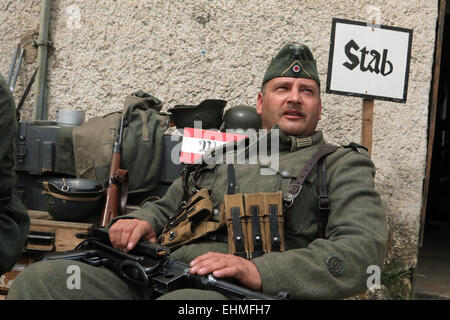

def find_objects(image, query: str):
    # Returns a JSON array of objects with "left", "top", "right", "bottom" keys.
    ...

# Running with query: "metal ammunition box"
[
  {"left": 13, "top": 120, "right": 76, "bottom": 211},
  {"left": 15, "top": 120, "right": 62, "bottom": 175}
]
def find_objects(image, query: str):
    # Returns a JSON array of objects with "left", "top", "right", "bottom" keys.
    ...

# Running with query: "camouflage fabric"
[{"left": 0, "top": 74, "right": 30, "bottom": 274}]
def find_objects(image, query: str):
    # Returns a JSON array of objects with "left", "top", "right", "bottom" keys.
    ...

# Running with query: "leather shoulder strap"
[
  {"left": 317, "top": 158, "right": 329, "bottom": 238},
  {"left": 283, "top": 143, "right": 338, "bottom": 209}
]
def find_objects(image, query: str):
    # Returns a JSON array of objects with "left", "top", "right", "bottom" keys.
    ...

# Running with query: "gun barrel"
[
  {"left": 41, "top": 249, "right": 98, "bottom": 261},
  {"left": 118, "top": 116, "right": 125, "bottom": 144},
  {"left": 100, "top": 116, "right": 127, "bottom": 226},
  {"left": 113, "top": 116, "right": 125, "bottom": 153},
  {"left": 202, "top": 274, "right": 286, "bottom": 300},
  {"left": 158, "top": 259, "right": 286, "bottom": 300}
]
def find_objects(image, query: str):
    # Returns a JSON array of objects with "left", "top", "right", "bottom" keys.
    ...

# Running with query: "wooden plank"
[
  {"left": 419, "top": 0, "right": 447, "bottom": 247},
  {"left": 0, "top": 211, "right": 95, "bottom": 295},
  {"left": 27, "top": 210, "right": 93, "bottom": 252},
  {"left": 28, "top": 210, "right": 93, "bottom": 229},
  {"left": 0, "top": 255, "right": 39, "bottom": 295},
  {"left": 361, "top": 98, "right": 374, "bottom": 156}
]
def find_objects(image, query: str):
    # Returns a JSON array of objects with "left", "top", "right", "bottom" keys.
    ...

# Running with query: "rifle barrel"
[{"left": 100, "top": 116, "right": 126, "bottom": 226}]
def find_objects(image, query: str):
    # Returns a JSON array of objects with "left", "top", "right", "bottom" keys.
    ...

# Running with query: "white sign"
[
  {"left": 180, "top": 128, "right": 248, "bottom": 164},
  {"left": 326, "top": 18, "right": 413, "bottom": 103}
]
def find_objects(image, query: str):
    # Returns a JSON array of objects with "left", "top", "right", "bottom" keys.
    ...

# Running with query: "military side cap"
[{"left": 262, "top": 43, "right": 320, "bottom": 86}]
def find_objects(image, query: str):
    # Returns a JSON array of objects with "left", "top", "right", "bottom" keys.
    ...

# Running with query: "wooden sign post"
[
  {"left": 361, "top": 19, "right": 376, "bottom": 156},
  {"left": 361, "top": 98, "right": 374, "bottom": 156},
  {"left": 326, "top": 18, "right": 413, "bottom": 156}
]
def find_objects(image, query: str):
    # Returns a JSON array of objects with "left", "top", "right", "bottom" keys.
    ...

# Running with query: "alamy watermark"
[
  {"left": 366, "top": 5, "right": 382, "bottom": 27},
  {"left": 366, "top": 265, "right": 381, "bottom": 291},
  {"left": 65, "top": 4, "right": 82, "bottom": 30},
  {"left": 66, "top": 265, "right": 81, "bottom": 290}
]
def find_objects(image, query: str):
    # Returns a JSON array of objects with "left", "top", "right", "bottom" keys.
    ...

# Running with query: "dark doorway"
[{"left": 415, "top": 3, "right": 450, "bottom": 299}]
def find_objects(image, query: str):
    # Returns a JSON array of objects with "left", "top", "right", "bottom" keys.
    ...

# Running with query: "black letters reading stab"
[{"left": 343, "top": 39, "right": 393, "bottom": 76}]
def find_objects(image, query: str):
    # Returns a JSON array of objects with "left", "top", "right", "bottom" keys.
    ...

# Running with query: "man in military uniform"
[
  {"left": 8, "top": 43, "right": 387, "bottom": 299},
  {"left": 0, "top": 74, "right": 30, "bottom": 275}
]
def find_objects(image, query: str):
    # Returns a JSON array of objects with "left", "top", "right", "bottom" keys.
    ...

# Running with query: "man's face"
[{"left": 256, "top": 77, "right": 322, "bottom": 136}]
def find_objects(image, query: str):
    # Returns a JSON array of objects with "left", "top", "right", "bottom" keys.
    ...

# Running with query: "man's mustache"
[{"left": 281, "top": 106, "right": 306, "bottom": 117}]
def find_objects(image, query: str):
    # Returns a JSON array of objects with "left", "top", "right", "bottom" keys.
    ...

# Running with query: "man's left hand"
[{"left": 189, "top": 252, "right": 262, "bottom": 291}]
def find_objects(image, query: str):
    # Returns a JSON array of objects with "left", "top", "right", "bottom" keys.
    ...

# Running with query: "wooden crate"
[
  {"left": 0, "top": 254, "right": 38, "bottom": 297},
  {"left": 0, "top": 210, "right": 94, "bottom": 297},
  {"left": 26, "top": 210, "right": 93, "bottom": 252}
]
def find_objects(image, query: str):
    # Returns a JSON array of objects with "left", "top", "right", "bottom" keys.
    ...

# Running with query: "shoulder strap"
[
  {"left": 227, "top": 164, "right": 236, "bottom": 195},
  {"left": 181, "top": 164, "right": 206, "bottom": 203},
  {"left": 317, "top": 158, "right": 329, "bottom": 238},
  {"left": 283, "top": 143, "right": 338, "bottom": 209}
]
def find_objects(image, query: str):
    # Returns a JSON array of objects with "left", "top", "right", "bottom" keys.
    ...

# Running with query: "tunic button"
[{"left": 325, "top": 255, "right": 344, "bottom": 277}]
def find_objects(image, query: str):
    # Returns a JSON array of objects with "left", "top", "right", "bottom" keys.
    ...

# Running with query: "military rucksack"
[{"left": 72, "top": 91, "right": 169, "bottom": 198}]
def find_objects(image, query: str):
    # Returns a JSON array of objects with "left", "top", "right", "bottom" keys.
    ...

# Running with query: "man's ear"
[
  {"left": 318, "top": 98, "right": 322, "bottom": 120},
  {"left": 256, "top": 92, "right": 263, "bottom": 115}
]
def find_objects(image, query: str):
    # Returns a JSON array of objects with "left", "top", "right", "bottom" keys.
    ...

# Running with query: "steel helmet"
[
  {"left": 222, "top": 105, "right": 262, "bottom": 131},
  {"left": 42, "top": 178, "right": 104, "bottom": 222}
]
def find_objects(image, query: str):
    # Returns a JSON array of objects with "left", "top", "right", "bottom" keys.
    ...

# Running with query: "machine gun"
[
  {"left": 41, "top": 227, "right": 288, "bottom": 300},
  {"left": 99, "top": 116, "right": 128, "bottom": 227}
]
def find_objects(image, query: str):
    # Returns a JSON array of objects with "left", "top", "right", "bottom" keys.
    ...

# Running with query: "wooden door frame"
[{"left": 419, "top": 0, "right": 447, "bottom": 247}]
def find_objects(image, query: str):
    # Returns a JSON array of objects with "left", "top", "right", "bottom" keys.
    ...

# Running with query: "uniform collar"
[
  {"left": 219, "top": 125, "right": 324, "bottom": 161},
  {"left": 274, "top": 125, "right": 324, "bottom": 152}
]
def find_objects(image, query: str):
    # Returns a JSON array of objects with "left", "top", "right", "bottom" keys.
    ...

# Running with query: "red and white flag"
[{"left": 180, "top": 128, "right": 248, "bottom": 164}]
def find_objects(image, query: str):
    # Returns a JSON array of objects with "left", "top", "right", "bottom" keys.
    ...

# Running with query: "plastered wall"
[{"left": 0, "top": 0, "right": 439, "bottom": 274}]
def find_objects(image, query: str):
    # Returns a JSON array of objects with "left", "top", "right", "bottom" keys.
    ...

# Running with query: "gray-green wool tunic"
[
  {"left": 0, "top": 74, "right": 30, "bottom": 275},
  {"left": 121, "top": 128, "right": 387, "bottom": 299}
]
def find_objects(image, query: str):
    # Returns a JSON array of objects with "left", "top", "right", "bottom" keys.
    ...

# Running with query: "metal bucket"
[{"left": 56, "top": 109, "right": 85, "bottom": 127}]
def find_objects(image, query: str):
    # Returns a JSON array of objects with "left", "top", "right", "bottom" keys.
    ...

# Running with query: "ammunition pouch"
[
  {"left": 158, "top": 143, "right": 339, "bottom": 253},
  {"left": 158, "top": 189, "right": 224, "bottom": 248},
  {"left": 224, "top": 191, "right": 284, "bottom": 259}
]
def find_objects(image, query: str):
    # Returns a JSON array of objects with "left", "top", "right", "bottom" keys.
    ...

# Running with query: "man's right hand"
[{"left": 108, "top": 219, "right": 156, "bottom": 252}]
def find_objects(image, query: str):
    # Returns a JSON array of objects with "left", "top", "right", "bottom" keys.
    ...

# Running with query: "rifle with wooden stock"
[{"left": 99, "top": 116, "right": 129, "bottom": 227}]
